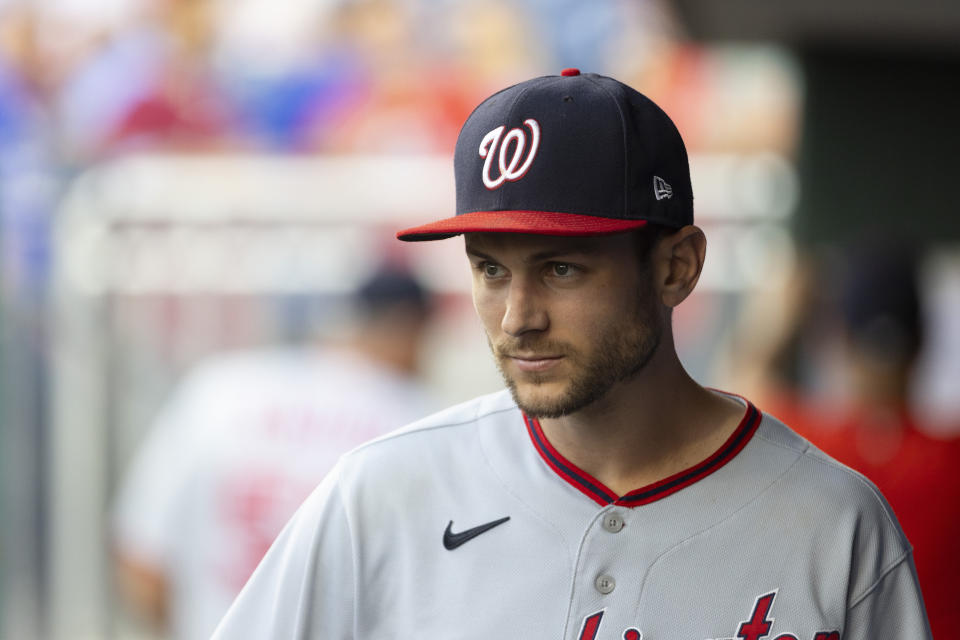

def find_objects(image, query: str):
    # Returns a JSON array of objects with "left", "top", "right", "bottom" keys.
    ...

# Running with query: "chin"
[{"left": 509, "top": 381, "right": 579, "bottom": 419}]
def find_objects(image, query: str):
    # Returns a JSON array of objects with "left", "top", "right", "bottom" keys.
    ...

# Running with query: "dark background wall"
[{"left": 672, "top": 0, "right": 960, "bottom": 247}]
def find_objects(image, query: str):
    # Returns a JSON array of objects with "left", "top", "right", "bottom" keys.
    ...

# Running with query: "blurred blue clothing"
[
  {"left": 56, "top": 28, "right": 167, "bottom": 159},
  {"left": 222, "top": 48, "right": 367, "bottom": 150},
  {"left": 0, "top": 56, "right": 56, "bottom": 296}
]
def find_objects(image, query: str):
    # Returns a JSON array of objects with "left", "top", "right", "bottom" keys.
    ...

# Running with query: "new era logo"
[{"left": 653, "top": 176, "right": 673, "bottom": 201}]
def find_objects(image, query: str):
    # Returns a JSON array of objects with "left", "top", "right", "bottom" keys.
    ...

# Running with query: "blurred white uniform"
[{"left": 113, "top": 347, "right": 435, "bottom": 640}]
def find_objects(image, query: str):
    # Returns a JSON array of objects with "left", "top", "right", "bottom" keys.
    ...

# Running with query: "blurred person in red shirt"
[{"left": 758, "top": 244, "right": 960, "bottom": 639}]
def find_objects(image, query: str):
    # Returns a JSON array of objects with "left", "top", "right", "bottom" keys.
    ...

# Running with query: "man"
[
  {"left": 213, "top": 70, "right": 930, "bottom": 639},
  {"left": 113, "top": 265, "right": 435, "bottom": 640}
]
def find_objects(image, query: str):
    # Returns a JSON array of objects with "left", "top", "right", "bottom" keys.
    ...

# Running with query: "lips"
[{"left": 507, "top": 355, "right": 563, "bottom": 373}]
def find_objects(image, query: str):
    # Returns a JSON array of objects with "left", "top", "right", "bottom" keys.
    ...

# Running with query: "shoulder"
[
  {"left": 369, "top": 389, "right": 517, "bottom": 437},
  {"left": 754, "top": 413, "right": 903, "bottom": 525},
  {"left": 164, "top": 348, "right": 315, "bottom": 411},
  {"left": 177, "top": 347, "right": 404, "bottom": 392},
  {"left": 185, "top": 347, "right": 308, "bottom": 382},
  {"left": 320, "top": 390, "right": 517, "bottom": 492},
  {"left": 342, "top": 389, "right": 517, "bottom": 459},
  {"left": 753, "top": 412, "right": 913, "bottom": 600}
]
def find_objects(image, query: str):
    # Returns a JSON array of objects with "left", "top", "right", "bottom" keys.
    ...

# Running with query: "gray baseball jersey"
[{"left": 212, "top": 390, "right": 930, "bottom": 639}]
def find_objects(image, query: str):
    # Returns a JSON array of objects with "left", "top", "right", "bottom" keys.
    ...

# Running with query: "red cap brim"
[{"left": 396, "top": 210, "right": 649, "bottom": 242}]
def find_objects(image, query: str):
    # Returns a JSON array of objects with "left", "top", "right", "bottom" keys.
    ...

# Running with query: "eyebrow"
[{"left": 464, "top": 246, "right": 495, "bottom": 261}]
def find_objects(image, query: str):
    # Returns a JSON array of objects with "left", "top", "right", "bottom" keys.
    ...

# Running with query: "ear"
[{"left": 652, "top": 225, "right": 706, "bottom": 308}]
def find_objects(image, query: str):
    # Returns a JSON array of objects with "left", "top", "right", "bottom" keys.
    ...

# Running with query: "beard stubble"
[{"left": 491, "top": 286, "right": 663, "bottom": 419}]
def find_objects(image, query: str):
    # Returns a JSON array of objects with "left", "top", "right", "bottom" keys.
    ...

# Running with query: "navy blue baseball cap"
[{"left": 397, "top": 69, "right": 693, "bottom": 241}]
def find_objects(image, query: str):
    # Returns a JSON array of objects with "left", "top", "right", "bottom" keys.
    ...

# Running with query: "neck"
[{"left": 537, "top": 338, "right": 745, "bottom": 496}]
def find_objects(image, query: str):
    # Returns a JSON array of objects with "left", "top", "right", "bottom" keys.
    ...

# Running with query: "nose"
[{"left": 501, "top": 278, "right": 548, "bottom": 337}]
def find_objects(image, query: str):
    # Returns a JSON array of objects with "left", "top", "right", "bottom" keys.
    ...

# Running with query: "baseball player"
[
  {"left": 112, "top": 267, "right": 436, "bottom": 639},
  {"left": 212, "top": 70, "right": 930, "bottom": 639}
]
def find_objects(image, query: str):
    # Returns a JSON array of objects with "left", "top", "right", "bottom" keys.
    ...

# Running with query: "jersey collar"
[{"left": 523, "top": 399, "right": 762, "bottom": 507}]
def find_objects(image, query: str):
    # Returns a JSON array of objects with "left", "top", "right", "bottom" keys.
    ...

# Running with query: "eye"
[
  {"left": 550, "top": 262, "right": 574, "bottom": 277},
  {"left": 478, "top": 262, "right": 506, "bottom": 279}
]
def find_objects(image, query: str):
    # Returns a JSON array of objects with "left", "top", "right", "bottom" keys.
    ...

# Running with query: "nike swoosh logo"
[{"left": 443, "top": 516, "right": 510, "bottom": 550}]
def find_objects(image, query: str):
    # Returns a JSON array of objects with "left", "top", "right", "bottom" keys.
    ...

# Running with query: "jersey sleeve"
[
  {"left": 844, "top": 552, "right": 931, "bottom": 639},
  {"left": 211, "top": 461, "right": 355, "bottom": 639}
]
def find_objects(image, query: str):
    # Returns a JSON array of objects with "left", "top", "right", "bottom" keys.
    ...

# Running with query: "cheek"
[
  {"left": 577, "top": 288, "right": 645, "bottom": 333},
  {"left": 471, "top": 283, "right": 505, "bottom": 333}
]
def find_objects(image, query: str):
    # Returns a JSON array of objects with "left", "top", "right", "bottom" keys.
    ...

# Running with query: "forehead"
[{"left": 463, "top": 232, "right": 637, "bottom": 261}]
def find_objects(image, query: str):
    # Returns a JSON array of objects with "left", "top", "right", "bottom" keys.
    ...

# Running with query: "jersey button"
[
  {"left": 602, "top": 512, "right": 625, "bottom": 533},
  {"left": 594, "top": 574, "right": 616, "bottom": 595}
]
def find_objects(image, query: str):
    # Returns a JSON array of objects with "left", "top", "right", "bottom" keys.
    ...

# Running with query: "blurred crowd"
[
  {"left": 0, "top": 0, "right": 797, "bottom": 328},
  {"left": 0, "top": 0, "right": 646, "bottom": 164},
  {"left": 0, "top": 0, "right": 800, "bottom": 297},
  {"left": 0, "top": 0, "right": 795, "bottom": 183}
]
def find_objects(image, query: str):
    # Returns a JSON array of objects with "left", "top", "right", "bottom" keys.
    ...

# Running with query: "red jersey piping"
[{"left": 523, "top": 399, "right": 763, "bottom": 507}]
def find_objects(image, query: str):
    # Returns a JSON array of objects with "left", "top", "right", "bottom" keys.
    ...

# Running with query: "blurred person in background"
[
  {"left": 731, "top": 242, "right": 960, "bottom": 639},
  {"left": 111, "top": 263, "right": 437, "bottom": 640},
  {"left": 309, "top": 0, "right": 529, "bottom": 153},
  {"left": 209, "top": 0, "right": 369, "bottom": 151},
  {"left": 791, "top": 245, "right": 960, "bottom": 640},
  {"left": 54, "top": 0, "right": 230, "bottom": 161}
]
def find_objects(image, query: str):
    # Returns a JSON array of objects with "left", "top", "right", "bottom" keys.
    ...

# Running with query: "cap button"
[{"left": 560, "top": 68, "right": 580, "bottom": 77}]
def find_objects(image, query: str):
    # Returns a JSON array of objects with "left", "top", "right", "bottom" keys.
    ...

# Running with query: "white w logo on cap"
[{"left": 479, "top": 119, "right": 541, "bottom": 190}]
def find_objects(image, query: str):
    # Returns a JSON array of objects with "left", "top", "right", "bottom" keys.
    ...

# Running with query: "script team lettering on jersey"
[{"left": 577, "top": 592, "right": 840, "bottom": 640}]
